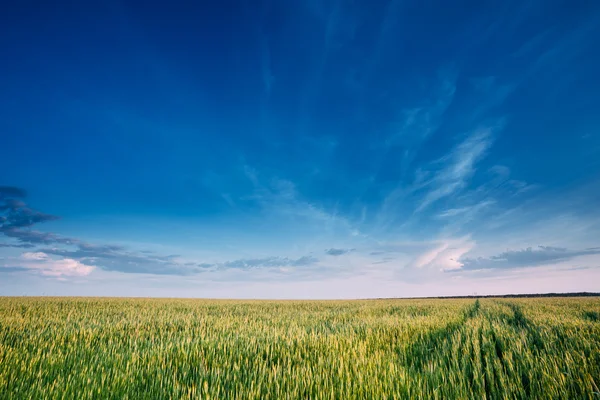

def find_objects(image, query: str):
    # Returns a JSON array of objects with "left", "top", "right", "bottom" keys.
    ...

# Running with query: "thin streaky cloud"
[{"left": 415, "top": 126, "right": 496, "bottom": 213}]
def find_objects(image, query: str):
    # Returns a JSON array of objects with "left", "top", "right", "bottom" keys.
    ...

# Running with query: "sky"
[{"left": 1, "top": 0, "right": 600, "bottom": 298}]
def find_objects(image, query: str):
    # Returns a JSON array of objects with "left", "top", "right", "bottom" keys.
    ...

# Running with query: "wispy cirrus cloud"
[
  {"left": 407, "top": 237, "right": 475, "bottom": 272},
  {"left": 371, "top": 71, "right": 459, "bottom": 231},
  {"left": 386, "top": 71, "right": 457, "bottom": 150},
  {"left": 436, "top": 200, "right": 496, "bottom": 219},
  {"left": 375, "top": 121, "right": 501, "bottom": 237},
  {"left": 415, "top": 126, "right": 498, "bottom": 213},
  {"left": 243, "top": 166, "right": 361, "bottom": 238}
]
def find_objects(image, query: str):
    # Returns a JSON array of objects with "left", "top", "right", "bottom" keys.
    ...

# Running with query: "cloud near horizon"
[
  {"left": 18, "top": 252, "right": 95, "bottom": 277},
  {"left": 1, "top": 187, "right": 326, "bottom": 276},
  {"left": 458, "top": 246, "right": 600, "bottom": 271}
]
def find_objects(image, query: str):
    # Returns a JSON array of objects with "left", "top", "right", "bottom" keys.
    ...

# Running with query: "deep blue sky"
[{"left": 1, "top": 0, "right": 600, "bottom": 298}]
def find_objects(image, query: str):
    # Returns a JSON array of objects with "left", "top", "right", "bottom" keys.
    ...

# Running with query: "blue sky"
[{"left": 1, "top": 0, "right": 600, "bottom": 298}]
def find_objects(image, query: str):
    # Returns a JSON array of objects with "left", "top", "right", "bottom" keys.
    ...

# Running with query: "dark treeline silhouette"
[{"left": 375, "top": 292, "right": 600, "bottom": 300}]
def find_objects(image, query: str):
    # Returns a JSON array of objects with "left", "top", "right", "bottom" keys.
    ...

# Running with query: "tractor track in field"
[{"left": 405, "top": 299, "right": 552, "bottom": 397}]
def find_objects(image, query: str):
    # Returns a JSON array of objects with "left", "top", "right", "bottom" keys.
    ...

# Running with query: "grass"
[{"left": 0, "top": 297, "right": 599, "bottom": 399}]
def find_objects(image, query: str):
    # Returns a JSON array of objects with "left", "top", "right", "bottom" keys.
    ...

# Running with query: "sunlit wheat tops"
[{"left": 0, "top": 297, "right": 599, "bottom": 399}]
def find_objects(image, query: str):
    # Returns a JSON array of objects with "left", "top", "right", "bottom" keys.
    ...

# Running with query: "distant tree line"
[{"left": 375, "top": 292, "right": 600, "bottom": 300}]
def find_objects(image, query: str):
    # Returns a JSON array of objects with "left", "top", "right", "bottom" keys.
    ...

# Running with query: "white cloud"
[
  {"left": 412, "top": 243, "right": 449, "bottom": 269},
  {"left": 415, "top": 127, "right": 496, "bottom": 212},
  {"left": 410, "top": 237, "right": 475, "bottom": 271},
  {"left": 21, "top": 252, "right": 49, "bottom": 261},
  {"left": 437, "top": 200, "right": 495, "bottom": 219},
  {"left": 19, "top": 252, "right": 95, "bottom": 277}
]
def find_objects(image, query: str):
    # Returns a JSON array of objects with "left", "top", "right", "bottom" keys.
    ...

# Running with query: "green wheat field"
[{"left": 1, "top": 297, "right": 599, "bottom": 399}]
